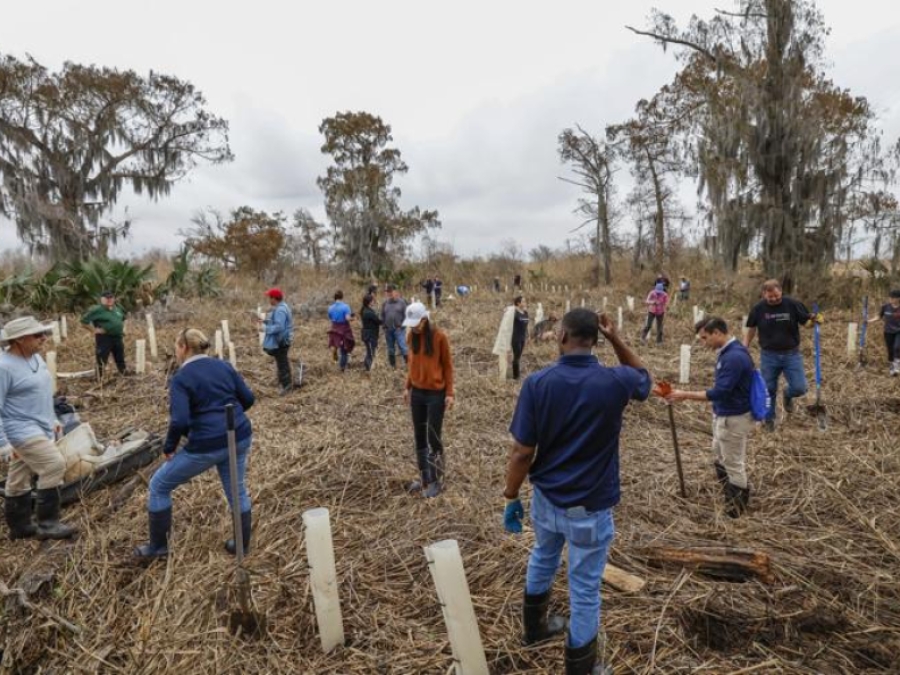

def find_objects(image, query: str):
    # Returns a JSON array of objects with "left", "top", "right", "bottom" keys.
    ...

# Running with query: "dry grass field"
[{"left": 1, "top": 281, "right": 898, "bottom": 674}]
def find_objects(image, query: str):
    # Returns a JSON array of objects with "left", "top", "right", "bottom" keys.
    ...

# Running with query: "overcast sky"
[{"left": 1, "top": 0, "right": 898, "bottom": 260}]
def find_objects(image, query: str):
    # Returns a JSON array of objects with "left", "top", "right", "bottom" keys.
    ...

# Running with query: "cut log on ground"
[
  {"left": 603, "top": 563, "right": 646, "bottom": 593},
  {"left": 639, "top": 546, "right": 775, "bottom": 584}
]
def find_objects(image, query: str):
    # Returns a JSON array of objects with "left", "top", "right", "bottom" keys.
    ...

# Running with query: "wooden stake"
[
  {"left": 603, "top": 563, "right": 646, "bottom": 593},
  {"left": 424, "top": 540, "right": 489, "bottom": 675},
  {"left": 303, "top": 508, "right": 345, "bottom": 653}
]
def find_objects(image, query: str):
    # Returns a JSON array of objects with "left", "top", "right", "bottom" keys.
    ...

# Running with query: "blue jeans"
[
  {"left": 362, "top": 332, "right": 379, "bottom": 371},
  {"left": 759, "top": 349, "right": 808, "bottom": 419},
  {"left": 385, "top": 327, "right": 408, "bottom": 358},
  {"left": 525, "top": 487, "right": 615, "bottom": 649},
  {"left": 148, "top": 437, "right": 252, "bottom": 513}
]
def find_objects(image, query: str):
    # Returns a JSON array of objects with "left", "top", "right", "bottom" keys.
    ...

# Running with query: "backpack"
[{"left": 749, "top": 370, "right": 771, "bottom": 421}]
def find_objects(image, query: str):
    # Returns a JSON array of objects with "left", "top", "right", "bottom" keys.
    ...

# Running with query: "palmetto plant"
[{"left": 60, "top": 258, "right": 155, "bottom": 311}]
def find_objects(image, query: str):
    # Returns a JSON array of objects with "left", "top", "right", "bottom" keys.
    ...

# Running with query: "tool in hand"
[
  {"left": 225, "top": 404, "right": 265, "bottom": 637},
  {"left": 859, "top": 295, "right": 868, "bottom": 368},
  {"left": 806, "top": 304, "right": 828, "bottom": 431},
  {"left": 653, "top": 381, "right": 686, "bottom": 497}
]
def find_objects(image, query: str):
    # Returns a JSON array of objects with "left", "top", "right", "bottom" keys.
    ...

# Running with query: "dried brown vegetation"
[{"left": 0, "top": 285, "right": 897, "bottom": 674}]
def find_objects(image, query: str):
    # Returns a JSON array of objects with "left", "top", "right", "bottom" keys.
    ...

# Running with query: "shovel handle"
[
  {"left": 225, "top": 404, "right": 245, "bottom": 565},
  {"left": 667, "top": 404, "right": 687, "bottom": 498}
]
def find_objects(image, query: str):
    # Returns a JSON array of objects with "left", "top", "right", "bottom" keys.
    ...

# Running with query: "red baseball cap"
[{"left": 265, "top": 288, "right": 283, "bottom": 300}]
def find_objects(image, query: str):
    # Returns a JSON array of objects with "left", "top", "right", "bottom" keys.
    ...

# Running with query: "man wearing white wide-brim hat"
[{"left": 0, "top": 316, "right": 77, "bottom": 540}]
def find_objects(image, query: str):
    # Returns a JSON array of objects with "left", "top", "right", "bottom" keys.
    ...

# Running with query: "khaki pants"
[
  {"left": 712, "top": 413, "right": 753, "bottom": 489},
  {"left": 5, "top": 436, "right": 66, "bottom": 497}
]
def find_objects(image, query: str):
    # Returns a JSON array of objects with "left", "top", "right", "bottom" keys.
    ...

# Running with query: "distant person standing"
[
  {"left": 667, "top": 317, "right": 755, "bottom": 517},
  {"left": 421, "top": 278, "right": 435, "bottom": 307},
  {"left": 360, "top": 293, "right": 382, "bottom": 372},
  {"left": 641, "top": 283, "right": 669, "bottom": 344},
  {"left": 327, "top": 290, "right": 355, "bottom": 372},
  {"left": 403, "top": 302, "right": 454, "bottom": 498},
  {"left": 503, "top": 309, "right": 650, "bottom": 675},
  {"left": 493, "top": 277, "right": 502, "bottom": 293},
  {"left": 81, "top": 290, "right": 128, "bottom": 376},
  {"left": 511, "top": 296, "right": 530, "bottom": 380},
  {"left": 381, "top": 284, "right": 409, "bottom": 369},
  {"left": 744, "top": 279, "right": 819, "bottom": 431},
  {"left": 433, "top": 276, "right": 443, "bottom": 307},
  {"left": 868, "top": 289, "right": 900, "bottom": 375},
  {"left": 679, "top": 276, "right": 690, "bottom": 301},
  {"left": 1, "top": 317, "right": 77, "bottom": 540},
  {"left": 513, "top": 273, "right": 523, "bottom": 290},
  {"left": 260, "top": 288, "right": 294, "bottom": 395}
]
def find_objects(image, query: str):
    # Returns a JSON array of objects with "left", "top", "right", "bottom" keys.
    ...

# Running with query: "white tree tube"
[
  {"left": 679, "top": 344, "right": 691, "bottom": 384},
  {"left": 51, "top": 321, "right": 61, "bottom": 345},
  {"left": 424, "top": 540, "right": 489, "bottom": 675},
  {"left": 303, "top": 508, "right": 345, "bottom": 653},
  {"left": 228, "top": 341, "right": 237, "bottom": 367},
  {"left": 146, "top": 313, "right": 158, "bottom": 360},
  {"left": 565, "top": 300, "right": 571, "bottom": 313},
  {"left": 221, "top": 319, "right": 231, "bottom": 347},
  {"left": 60, "top": 315, "right": 68, "bottom": 340},
  {"left": 847, "top": 323, "right": 858, "bottom": 356},
  {"left": 135, "top": 339, "right": 146, "bottom": 375},
  {"left": 617, "top": 306, "right": 623, "bottom": 330},
  {"left": 626, "top": 296, "right": 635, "bottom": 312},
  {"left": 46, "top": 351, "right": 58, "bottom": 394},
  {"left": 215, "top": 330, "right": 223, "bottom": 359}
]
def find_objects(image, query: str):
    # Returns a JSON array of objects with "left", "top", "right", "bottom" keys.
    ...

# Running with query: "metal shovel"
[
  {"left": 807, "top": 304, "right": 828, "bottom": 431},
  {"left": 225, "top": 404, "right": 264, "bottom": 637}
]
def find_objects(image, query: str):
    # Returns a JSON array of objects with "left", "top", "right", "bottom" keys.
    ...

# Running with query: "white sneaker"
[{"left": 892, "top": 361, "right": 899, "bottom": 377}]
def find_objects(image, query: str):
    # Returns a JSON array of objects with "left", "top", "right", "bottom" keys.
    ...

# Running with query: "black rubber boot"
[
  {"left": 5, "top": 493, "right": 37, "bottom": 540},
  {"left": 522, "top": 590, "right": 567, "bottom": 645},
  {"left": 565, "top": 635, "right": 612, "bottom": 675},
  {"left": 34, "top": 488, "right": 77, "bottom": 540},
  {"left": 407, "top": 447, "right": 435, "bottom": 493},
  {"left": 134, "top": 508, "right": 172, "bottom": 559},
  {"left": 424, "top": 453, "right": 443, "bottom": 498},
  {"left": 389, "top": 353, "right": 397, "bottom": 369},
  {"left": 713, "top": 462, "right": 729, "bottom": 488},
  {"left": 724, "top": 483, "right": 751, "bottom": 519},
  {"left": 225, "top": 510, "right": 252, "bottom": 555}
]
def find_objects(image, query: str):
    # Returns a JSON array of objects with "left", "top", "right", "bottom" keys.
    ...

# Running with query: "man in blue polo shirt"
[
  {"left": 503, "top": 308, "right": 650, "bottom": 675},
  {"left": 668, "top": 317, "right": 754, "bottom": 517}
]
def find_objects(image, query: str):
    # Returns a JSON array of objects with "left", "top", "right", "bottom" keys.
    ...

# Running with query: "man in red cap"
[{"left": 259, "top": 288, "right": 294, "bottom": 395}]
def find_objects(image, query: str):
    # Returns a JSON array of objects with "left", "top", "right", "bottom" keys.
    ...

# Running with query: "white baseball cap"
[{"left": 402, "top": 302, "right": 430, "bottom": 327}]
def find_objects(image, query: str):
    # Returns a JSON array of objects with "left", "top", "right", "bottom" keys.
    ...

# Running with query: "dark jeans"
[
  {"left": 642, "top": 313, "right": 664, "bottom": 343},
  {"left": 885, "top": 332, "right": 900, "bottom": 362},
  {"left": 266, "top": 345, "right": 292, "bottom": 388},
  {"left": 410, "top": 387, "right": 446, "bottom": 472},
  {"left": 363, "top": 331, "right": 379, "bottom": 371},
  {"left": 96, "top": 334, "right": 126, "bottom": 374},
  {"left": 511, "top": 339, "right": 525, "bottom": 379}
]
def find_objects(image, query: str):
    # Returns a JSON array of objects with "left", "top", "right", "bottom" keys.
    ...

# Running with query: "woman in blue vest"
[{"left": 134, "top": 328, "right": 255, "bottom": 559}]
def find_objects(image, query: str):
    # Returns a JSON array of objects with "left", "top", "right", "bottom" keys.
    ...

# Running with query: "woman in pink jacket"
[{"left": 641, "top": 282, "right": 669, "bottom": 344}]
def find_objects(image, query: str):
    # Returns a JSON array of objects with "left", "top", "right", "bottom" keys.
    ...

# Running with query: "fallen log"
[{"left": 639, "top": 545, "right": 774, "bottom": 584}]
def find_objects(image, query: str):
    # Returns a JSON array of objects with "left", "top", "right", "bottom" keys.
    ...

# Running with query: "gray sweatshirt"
[
  {"left": 0, "top": 351, "right": 55, "bottom": 447},
  {"left": 381, "top": 297, "right": 408, "bottom": 330}
]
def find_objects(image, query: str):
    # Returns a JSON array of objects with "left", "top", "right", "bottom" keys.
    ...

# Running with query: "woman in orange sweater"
[{"left": 402, "top": 302, "right": 454, "bottom": 498}]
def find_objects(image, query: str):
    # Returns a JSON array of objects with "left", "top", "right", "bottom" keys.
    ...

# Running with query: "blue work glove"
[{"left": 503, "top": 498, "right": 525, "bottom": 534}]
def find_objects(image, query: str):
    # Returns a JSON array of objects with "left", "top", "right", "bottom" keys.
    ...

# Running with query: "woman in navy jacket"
[{"left": 135, "top": 328, "right": 256, "bottom": 559}]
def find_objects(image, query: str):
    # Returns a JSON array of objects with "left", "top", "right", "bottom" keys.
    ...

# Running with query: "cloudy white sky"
[{"left": 1, "top": 0, "right": 898, "bottom": 260}]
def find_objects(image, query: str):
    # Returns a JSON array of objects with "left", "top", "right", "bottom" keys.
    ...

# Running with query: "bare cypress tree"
[
  {"left": 0, "top": 54, "right": 232, "bottom": 259},
  {"left": 558, "top": 126, "right": 617, "bottom": 286}
]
